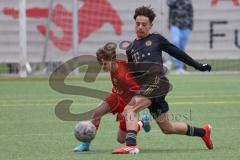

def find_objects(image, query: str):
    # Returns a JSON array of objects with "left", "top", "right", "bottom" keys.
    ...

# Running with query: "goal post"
[{"left": 19, "top": 0, "right": 27, "bottom": 77}]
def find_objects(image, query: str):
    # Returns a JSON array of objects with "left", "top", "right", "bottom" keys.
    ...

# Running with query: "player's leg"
[
  {"left": 149, "top": 96, "right": 188, "bottom": 134},
  {"left": 112, "top": 96, "right": 151, "bottom": 154},
  {"left": 154, "top": 112, "right": 189, "bottom": 134},
  {"left": 124, "top": 96, "right": 151, "bottom": 145},
  {"left": 91, "top": 101, "right": 111, "bottom": 120},
  {"left": 149, "top": 96, "right": 213, "bottom": 149},
  {"left": 117, "top": 128, "right": 126, "bottom": 144},
  {"left": 117, "top": 120, "right": 127, "bottom": 144},
  {"left": 116, "top": 115, "right": 151, "bottom": 144},
  {"left": 155, "top": 112, "right": 213, "bottom": 149},
  {"left": 73, "top": 101, "right": 111, "bottom": 152}
]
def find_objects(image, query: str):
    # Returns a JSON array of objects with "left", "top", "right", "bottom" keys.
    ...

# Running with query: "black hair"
[{"left": 134, "top": 6, "right": 156, "bottom": 23}]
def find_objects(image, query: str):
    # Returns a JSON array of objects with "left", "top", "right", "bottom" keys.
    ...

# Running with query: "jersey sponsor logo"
[
  {"left": 132, "top": 52, "right": 140, "bottom": 62},
  {"left": 2, "top": 0, "right": 123, "bottom": 52}
]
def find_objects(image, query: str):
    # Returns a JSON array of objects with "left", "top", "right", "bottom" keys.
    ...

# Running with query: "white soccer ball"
[{"left": 74, "top": 121, "right": 96, "bottom": 143}]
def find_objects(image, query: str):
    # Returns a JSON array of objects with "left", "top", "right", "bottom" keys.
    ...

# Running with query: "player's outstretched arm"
[{"left": 162, "top": 42, "right": 212, "bottom": 72}]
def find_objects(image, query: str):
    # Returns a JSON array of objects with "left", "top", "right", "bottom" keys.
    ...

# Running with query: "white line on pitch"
[{"left": 0, "top": 128, "right": 240, "bottom": 137}]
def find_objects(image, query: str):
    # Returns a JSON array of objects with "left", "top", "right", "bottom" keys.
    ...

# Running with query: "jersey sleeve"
[{"left": 157, "top": 34, "right": 201, "bottom": 69}]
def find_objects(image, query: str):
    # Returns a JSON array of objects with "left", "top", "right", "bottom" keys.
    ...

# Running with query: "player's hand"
[{"left": 198, "top": 64, "right": 212, "bottom": 72}]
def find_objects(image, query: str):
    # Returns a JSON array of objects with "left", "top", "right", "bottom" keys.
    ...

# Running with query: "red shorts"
[
  {"left": 105, "top": 93, "right": 127, "bottom": 115},
  {"left": 105, "top": 93, "right": 128, "bottom": 131}
]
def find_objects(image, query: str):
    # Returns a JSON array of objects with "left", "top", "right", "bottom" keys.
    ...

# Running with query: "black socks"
[{"left": 186, "top": 124, "right": 205, "bottom": 137}]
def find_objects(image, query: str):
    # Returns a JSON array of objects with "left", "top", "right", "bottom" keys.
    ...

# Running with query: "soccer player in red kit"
[{"left": 73, "top": 43, "right": 150, "bottom": 152}]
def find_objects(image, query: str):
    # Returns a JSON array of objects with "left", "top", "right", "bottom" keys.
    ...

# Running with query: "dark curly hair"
[
  {"left": 134, "top": 6, "right": 156, "bottom": 23},
  {"left": 96, "top": 42, "right": 117, "bottom": 63}
]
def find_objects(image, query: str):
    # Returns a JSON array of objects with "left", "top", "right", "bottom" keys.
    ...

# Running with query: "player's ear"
[{"left": 150, "top": 22, "right": 153, "bottom": 28}]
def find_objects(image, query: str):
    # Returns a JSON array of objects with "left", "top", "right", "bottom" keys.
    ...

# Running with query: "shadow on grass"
[
  {"left": 71, "top": 148, "right": 110, "bottom": 155},
  {"left": 141, "top": 147, "right": 207, "bottom": 154},
  {"left": 71, "top": 146, "right": 222, "bottom": 155}
]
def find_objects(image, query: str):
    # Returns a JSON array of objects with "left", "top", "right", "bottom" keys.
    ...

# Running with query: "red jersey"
[
  {"left": 111, "top": 60, "right": 139, "bottom": 102},
  {"left": 105, "top": 60, "right": 139, "bottom": 114}
]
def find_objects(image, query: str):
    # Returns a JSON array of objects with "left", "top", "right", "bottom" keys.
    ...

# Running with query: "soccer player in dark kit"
[{"left": 112, "top": 6, "right": 213, "bottom": 154}]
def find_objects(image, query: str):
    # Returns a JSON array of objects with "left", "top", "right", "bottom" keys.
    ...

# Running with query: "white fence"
[{"left": 0, "top": 0, "right": 239, "bottom": 64}]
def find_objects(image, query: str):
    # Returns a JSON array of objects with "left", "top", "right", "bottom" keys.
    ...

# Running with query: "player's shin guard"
[{"left": 125, "top": 130, "right": 137, "bottom": 146}]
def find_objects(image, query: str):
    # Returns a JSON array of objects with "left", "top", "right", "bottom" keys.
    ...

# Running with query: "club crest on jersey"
[{"left": 145, "top": 40, "right": 152, "bottom": 46}]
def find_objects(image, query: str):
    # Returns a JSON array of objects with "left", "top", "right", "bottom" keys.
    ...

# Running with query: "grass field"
[{"left": 0, "top": 74, "right": 240, "bottom": 160}]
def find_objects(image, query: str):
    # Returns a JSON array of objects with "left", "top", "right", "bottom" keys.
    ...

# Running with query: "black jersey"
[{"left": 126, "top": 33, "right": 201, "bottom": 69}]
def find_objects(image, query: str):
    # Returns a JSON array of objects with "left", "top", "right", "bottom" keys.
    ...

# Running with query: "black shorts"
[
  {"left": 148, "top": 95, "right": 169, "bottom": 119},
  {"left": 136, "top": 75, "right": 171, "bottom": 118},
  {"left": 137, "top": 76, "right": 171, "bottom": 98}
]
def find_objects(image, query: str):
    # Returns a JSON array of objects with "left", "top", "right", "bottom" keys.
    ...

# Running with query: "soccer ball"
[{"left": 74, "top": 121, "right": 96, "bottom": 143}]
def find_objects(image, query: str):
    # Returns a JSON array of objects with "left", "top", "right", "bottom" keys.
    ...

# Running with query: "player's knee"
[{"left": 123, "top": 107, "right": 134, "bottom": 115}]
